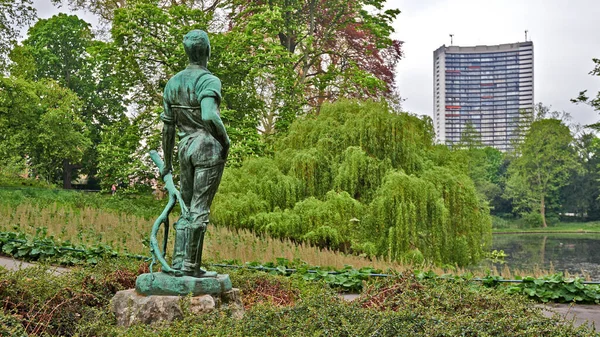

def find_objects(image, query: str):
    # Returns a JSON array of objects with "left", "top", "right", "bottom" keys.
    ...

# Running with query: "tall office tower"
[{"left": 433, "top": 42, "right": 534, "bottom": 151}]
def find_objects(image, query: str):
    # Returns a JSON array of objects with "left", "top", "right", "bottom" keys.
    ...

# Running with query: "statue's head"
[{"left": 183, "top": 30, "right": 210, "bottom": 66}]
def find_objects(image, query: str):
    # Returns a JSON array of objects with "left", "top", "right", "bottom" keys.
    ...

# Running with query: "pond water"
[{"left": 480, "top": 233, "right": 600, "bottom": 280}]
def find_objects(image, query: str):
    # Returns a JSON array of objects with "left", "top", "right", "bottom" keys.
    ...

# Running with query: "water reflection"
[{"left": 481, "top": 233, "right": 600, "bottom": 280}]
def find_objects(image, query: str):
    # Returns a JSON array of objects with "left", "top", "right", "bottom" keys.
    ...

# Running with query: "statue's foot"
[
  {"left": 192, "top": 269, "right": 217, "bottom": 278},
  {"left": 163, "top": 268, "right": 184, "bottom": 277},
  {"left": 174, "top": 267, "right": 217, "bottom": 278}
]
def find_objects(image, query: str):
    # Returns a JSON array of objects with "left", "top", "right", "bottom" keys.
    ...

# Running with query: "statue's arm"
[
  {"left": 161, "top": 101, "right": 176, "bottom": 177},
  {"left": 201, "top": 96, "right": 230, "bottom": 156}
]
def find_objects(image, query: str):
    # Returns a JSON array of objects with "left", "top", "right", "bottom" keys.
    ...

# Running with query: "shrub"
[{"left": 213, "top": 100, "right": 492, "bottom": 266}]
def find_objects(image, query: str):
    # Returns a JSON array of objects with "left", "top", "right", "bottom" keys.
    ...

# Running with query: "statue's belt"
[{"left": 171, "top": 105, "right": 200, "bottom": 110}]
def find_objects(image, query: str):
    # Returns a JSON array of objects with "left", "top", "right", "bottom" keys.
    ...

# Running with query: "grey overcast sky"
[
  {"left": 31, "top": 0, "right": 600, "bottom": 125},
  {"left": 388, "top": 0, "right": 600, "bottom": 126}
]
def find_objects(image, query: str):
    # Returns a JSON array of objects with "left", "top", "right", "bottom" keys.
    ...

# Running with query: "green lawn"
[{"left": 493, "top": 219, "right": 600, "bottom": 233}]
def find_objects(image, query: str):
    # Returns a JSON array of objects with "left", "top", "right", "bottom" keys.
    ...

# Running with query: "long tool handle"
[{"left": 148, "top": 150, "right": 186, "bottom": 276}]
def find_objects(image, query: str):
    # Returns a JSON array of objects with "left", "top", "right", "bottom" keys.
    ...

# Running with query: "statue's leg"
[
  {"left": 182, "top": 162, "right": 225, "bottom": 277},
  {"left": 172, "top": 142, "right": 194, "bottom": 271}
]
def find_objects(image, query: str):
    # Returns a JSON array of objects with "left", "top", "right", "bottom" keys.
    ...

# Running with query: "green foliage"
[
  {"left": 0, "top": 77, "right": 92, "bottom": 183},
  {"left": 560, "top": 132, "right": 600, "bottom": 220},
  {"left": 227, "top": 0, "right": 402, "bottom": 119},
  {"left": 19, "top": 13, "right": 127, "bottom": 130},
  {"left": 435, "top": 123, "right": 511, "bottom": 217},
  {"left": 1, "top": 260, "right": 597, "bottom": 336},
  {"left": 96, "top": 116, "right": 150, "bottom": 190},
  {"left": 0, "top": 260, "right": 140, "bottom": 336},
  {"left": 0, "top": 230, "right": 122, "bottom": 265},
  {"left": 110, "top": 0, "right": 268, "bottom": 170},
  {"left": 455, "top": 121, "right": 483, "bottom": 150},
  {"left": 0, "top": 310, "right": 27, "bottom": 337},
  {"left": 21, "top": 13, "right": 92, "bottom": 86},
  {"left": 0, "top": 224, "right": 374, "bottom": 292},
  {"left": 213, "top": 158, "right": 302, "bottom": 229},
  {"left": 4, "top": 223, "right": 600, "bottom": 306},
  {"left": 0, "top": 0, "right": 36, "bottom": 70},
  {"left": 228, "top": 258, "right": 379, "bottom": 293},
  {"left": 0, "top": 172, "right": 54, "bottom": 189},
  {"left": 333, "top": 147, "right": 391, "bottom": 202},
  {"left": 367, "top": 167, "right": 490, "bottom": 266},
  {"left": 572, "top": 58, "right": 600, "bottom": 119},
  {"left": 506, "top": 119, "right": 579, "bottom": 227},
  {"left": 250, "top": 191, "right": 364, "bottom": 250},
  {"left": 422, "top": 167, "right": 491, "bottom": 264},
  {"left": 277, "top": 100, "right": 432, "bottom": 174},
  {"left": 214, "top": 100, "right": 491, "bottom": 266},
  {"left": 418, "top": 270, "right": 600, "bottom": 304},
  {"left": 506, "top": 274, "right": 600, "bottom": 303},
  {"left": 8, "top": 13, "right": 127, "bottom": 187}
]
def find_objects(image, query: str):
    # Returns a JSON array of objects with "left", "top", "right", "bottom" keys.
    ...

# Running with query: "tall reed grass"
[
  {"left": 0, "top": 201, "right": 414, "bottom": 271},
  {"left": 0, "top": 199, "right": 570, "bottom": 278}
]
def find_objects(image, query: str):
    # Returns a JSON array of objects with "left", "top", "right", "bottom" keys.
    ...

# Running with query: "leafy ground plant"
[
  {"left": 420, "top": 270, "right": 600, "bottom": 304},
  {"left": 0, "top": 259, "right": 598, "bottom": 336},
  {"left": 4, "top": 229, "right": 600, "bottom": 302},
  {"left": 0, "top": 230, "right": 123, "bottom": 265},
  {"left": 506, "top": 273, "right": 600, "bottom": 303}
]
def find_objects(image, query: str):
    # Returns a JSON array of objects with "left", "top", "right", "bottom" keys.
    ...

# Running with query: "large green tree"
[
  {"left": 506, "top": 119, "right": 579, "bottom": 227},
  {"left": 0, "top": 0, "right": 36, "bottom": 70},
  {"left": 51, "top": 0, "right": 220, "bottom": 21},
  {"left": 211, "top": 100, "right": 491, "bottom": 266},
  {"left": 227, "top": 0, "right": 402, "bottom": 131},
  {"left": 61, "top": 0, "right": 402, "bottom": 134},
  {"left": 559, "top": 132, "right": 600, "bottom": 220},
  {"left": 12, "top": 14, "right": 127, "bottom": 188},
  {"left": 0, "top": 77, "right": 91, "bottom": 182},
  {"left": 110, "top": 1, "right": 269, "bottom": 157}
]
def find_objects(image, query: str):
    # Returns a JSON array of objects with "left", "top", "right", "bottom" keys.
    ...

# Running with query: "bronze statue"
[
  {"left": 161, "top": 29, "right": 229, "bottom": 277},
  {"left": 146, "top": 29, "right": 230, "bottom": 276},
  {"left": 136, "top": 29, "right": 232, "bottom": 296}
]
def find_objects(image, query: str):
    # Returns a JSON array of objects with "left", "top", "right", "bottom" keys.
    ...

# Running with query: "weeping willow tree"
[
  {"left": 334, "top": 147, "right": 391, "bottom": 203},
  {"left": 211, "top": 100, "right": 492, "bottom": 266}
]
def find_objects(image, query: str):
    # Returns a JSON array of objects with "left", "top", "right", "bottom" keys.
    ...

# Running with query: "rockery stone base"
[{"left": 111, "top": 288, "right": 244, "bottom": 327}]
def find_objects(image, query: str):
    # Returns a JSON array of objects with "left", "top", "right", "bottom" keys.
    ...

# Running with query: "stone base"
[
  {"left": 111, "top": 288, "right": 244, "bottom": 327},
  {"left": 135, "top": 272, "right": 232, "bottom": 296}
]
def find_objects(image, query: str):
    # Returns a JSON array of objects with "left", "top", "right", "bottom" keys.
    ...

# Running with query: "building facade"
[{"left": 433, "top": 42, "right": 534, "bottom": 151}]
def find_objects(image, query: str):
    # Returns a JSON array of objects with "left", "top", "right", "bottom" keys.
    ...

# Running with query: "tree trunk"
[
  {"left": 540, "top": 195, "right": 547, "bottom": 228},
  {"left": 63, "top": 159, "right": 73, "bottom": 189}
]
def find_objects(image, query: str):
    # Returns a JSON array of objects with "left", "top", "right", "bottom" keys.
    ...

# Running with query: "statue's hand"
[
  {"left": 160, "top": 166, "right": 172, "bottom": 180},
  {"left": 221, "top": 137, "right": 230, "bottom": 159}
]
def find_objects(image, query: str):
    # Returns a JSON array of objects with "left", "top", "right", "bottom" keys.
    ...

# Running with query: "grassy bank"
[
  {"left": 0, "top": 187, "right": 414, "bottom": 272},
  {"left": 0, "top": 260, "right": 596, "bottom": 336},
  {"left": 0, "top": 187, "right": 570, "bottom": 279},
  {"left": 493, "top": 216, "right": 600, "bottom": 233}
]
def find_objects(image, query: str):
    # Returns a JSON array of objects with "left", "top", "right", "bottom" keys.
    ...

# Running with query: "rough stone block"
[{"left": 111, "top": 288, "right": 244, "bottom": 327}]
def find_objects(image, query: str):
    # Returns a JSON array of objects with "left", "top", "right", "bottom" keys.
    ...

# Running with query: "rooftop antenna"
[
  {"left": 525, "top": 30, "right": 528, "bottom": 42},
  {"left": 449, "top": 34, "right": 454, "bottom": 45}
]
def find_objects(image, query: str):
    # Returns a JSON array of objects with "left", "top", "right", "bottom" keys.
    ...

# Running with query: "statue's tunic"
[
  {"left": 160, "top": 64, "right": 225, "bottom": 273},
  {"left": 161, "top": 64, "right": 224, "bottom": 169}
]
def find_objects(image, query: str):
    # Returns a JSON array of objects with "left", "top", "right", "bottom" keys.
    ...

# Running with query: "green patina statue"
[{"left": 136, "top": 30, "right": 231, "bottom": 296}]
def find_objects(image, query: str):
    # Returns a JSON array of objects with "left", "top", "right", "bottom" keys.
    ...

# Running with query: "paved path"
[
  {"left": 1, "top": 257, "right": 598, "bottom": 330},
  {"left": 539, "top": 303, "right": 599, "bottom": 330},
  {"left": 0, "top": 255, "right": 69, "bottom": 275}
]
